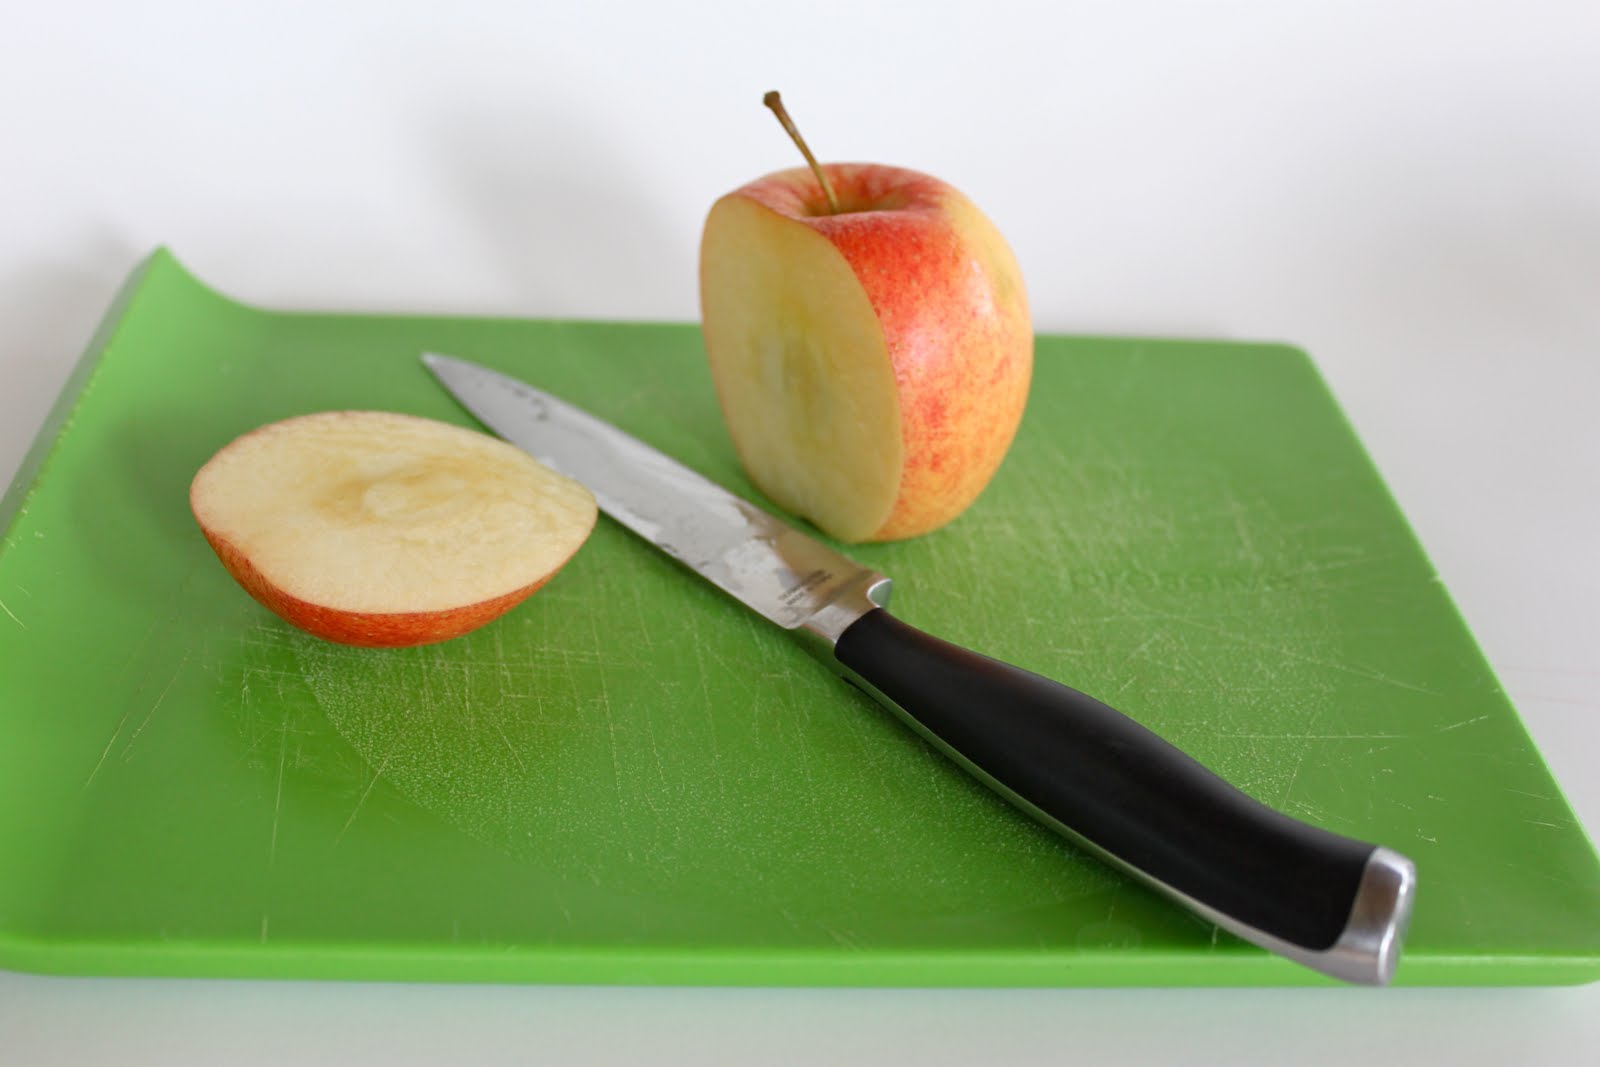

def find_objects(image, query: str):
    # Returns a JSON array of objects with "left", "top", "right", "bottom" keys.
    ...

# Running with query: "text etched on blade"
[{"left": 779, "top": 569, "right": 833, "bottom": 608}]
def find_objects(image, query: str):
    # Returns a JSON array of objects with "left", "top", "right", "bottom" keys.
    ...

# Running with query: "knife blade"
[{"left": 422, "top": 351, "right": 1416, "bottom": 985}]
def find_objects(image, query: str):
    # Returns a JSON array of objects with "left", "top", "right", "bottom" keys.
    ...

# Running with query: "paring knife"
[{"left": 423, "top": 352, "right": 1417, "bottom": 985}]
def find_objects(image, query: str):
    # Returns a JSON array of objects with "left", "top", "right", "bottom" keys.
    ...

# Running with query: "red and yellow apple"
[
  {"left": 190, "top": 411, "right": 597, "bottom": 648},
  {"left": 699, "top": 97, "right": 1032, "bottom": 542}
]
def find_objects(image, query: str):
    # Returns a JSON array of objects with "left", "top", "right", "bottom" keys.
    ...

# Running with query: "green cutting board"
[{"left": 2, "top": 250, "right": 1597, "bottom": 986}]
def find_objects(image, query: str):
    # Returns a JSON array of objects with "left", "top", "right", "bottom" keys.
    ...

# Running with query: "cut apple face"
[
  {"left": 700, "top": 194, "right": 905, "bottom": 543},
  {"left": 190, "top": 411, "right": 597, "bottom": 647}
]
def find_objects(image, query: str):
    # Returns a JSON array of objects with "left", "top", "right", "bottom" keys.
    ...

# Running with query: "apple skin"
[
  {"left": 198, "top": 524, "right": 567, "bottom": 649},
  {"left": 701, "top": 163, "right": 1032, "bottom": 542}
]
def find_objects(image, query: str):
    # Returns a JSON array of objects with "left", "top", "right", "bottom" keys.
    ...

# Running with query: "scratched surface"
[{"left": 0, "top": 250, "right": 1597, "bottom": 986}]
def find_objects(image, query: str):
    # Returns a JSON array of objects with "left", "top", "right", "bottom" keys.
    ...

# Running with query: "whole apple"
[{"left": 699, "top": 108, "right": 1031, "bottom": 543}]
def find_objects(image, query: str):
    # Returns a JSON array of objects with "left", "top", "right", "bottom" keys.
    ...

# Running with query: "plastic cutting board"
[{"left": 1, "top": 250, "right": 1597, "bottom": 986}]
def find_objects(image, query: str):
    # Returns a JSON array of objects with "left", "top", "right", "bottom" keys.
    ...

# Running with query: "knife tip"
[{"left": 420, "top": 351, "right": 470, "bottom": 380}]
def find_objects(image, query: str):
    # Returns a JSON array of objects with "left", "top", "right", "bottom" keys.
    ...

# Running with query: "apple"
[
  {"left": 190, "top": 410, "right": 597, "bottom": 648},
  {"left": 698, "top": 92, "right": 1032, "bottom": 543}
]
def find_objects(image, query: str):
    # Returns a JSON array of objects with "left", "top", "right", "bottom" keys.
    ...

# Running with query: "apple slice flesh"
[
  {"left": 190, "top": 411, "right": 597, "bottom": 647},
  {"left": 700, "top": 194, "right": 905, "bottom": 543}
]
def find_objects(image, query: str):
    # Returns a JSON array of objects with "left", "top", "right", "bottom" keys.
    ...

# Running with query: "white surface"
[{"left": 2, "top": 0, "right": 1597, "bottom": 1063}]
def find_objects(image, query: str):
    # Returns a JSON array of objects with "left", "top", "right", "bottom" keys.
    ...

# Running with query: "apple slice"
[{"left": 190, "top": 410, "right": 597, "bottom": 648}]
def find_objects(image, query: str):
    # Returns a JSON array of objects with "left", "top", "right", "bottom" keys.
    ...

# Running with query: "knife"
[{"left": 422, "top": 351, "right": 1416, "bottom": 985}]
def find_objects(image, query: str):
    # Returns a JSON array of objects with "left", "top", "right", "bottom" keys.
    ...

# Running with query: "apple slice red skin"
[{"left": 198, "top": 525, "right": 574, "bottom": 649}]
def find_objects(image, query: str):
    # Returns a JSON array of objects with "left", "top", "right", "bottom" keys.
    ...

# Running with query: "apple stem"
[{"left": 763, "top": 91, "right": 840, "bottom": 215}]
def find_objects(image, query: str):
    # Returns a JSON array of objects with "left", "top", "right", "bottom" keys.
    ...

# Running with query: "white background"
[{"left": 3, "top": 1, "right": 1598, "bottom": 1063}]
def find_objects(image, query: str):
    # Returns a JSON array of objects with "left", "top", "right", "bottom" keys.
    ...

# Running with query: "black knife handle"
[{"left": 833, "top": 607, "right": 1414, "bottom": 981}]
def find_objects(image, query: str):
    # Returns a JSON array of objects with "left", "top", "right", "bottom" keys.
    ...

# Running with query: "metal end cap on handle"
[
  {"left": 1323, "top": 846, "right": 1417, "bottom": 986},
  {"left": 1215, "top": 845, "right": 1416, "bottom": 986}
]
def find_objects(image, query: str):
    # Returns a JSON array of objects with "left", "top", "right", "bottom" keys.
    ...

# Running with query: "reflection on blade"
[{"left": 421, "top": 353, "right": 881, "bottom": 629}]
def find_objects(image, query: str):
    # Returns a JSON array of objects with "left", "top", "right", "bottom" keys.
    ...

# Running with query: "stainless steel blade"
[{"left": 422, "top": 353, "right": 885, "bottom": 630}]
